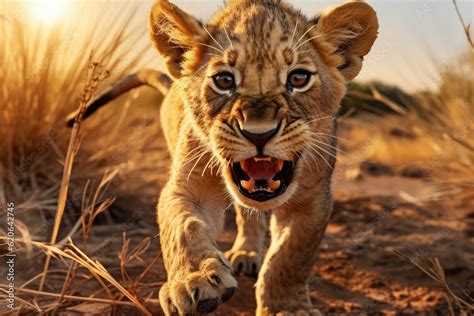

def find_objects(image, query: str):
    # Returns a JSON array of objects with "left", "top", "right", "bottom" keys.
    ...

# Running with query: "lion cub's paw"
[
  {"left": 159, "top": 253, "right": 237, "bottom": 315},
  {"left": 225, "top": 249, "right": 262, "bottom": 277}
]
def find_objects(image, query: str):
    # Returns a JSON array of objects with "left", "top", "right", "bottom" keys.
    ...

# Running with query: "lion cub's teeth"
[
  {"left": 240, "top": 180, "right": 253, "bottom": 191},
  {"left": 276, "top": 160, "right": 284, "bottom": 171},
  {"left": 268, "top": 180, "right": 281, "bottom": 191},
  {"left": 240, "top": 160, "right": 247, "bottom": 171},
  {"left": 254, "top": 156, "right": 271, "bottom": 162}
]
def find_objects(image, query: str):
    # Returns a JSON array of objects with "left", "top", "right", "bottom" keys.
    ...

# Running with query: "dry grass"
[
  {"left": 345, "top": 50, "right": 473, "bottom": 178},
  {"left": 0, "top": 237, "right": 153, "bottom": 315},
  {"left": 0, "top": 3, "right": 165, "bottom": 314},
  {"left": 394, "top": 249, "right": 474, "bottom": 315},
  {"left": 0, "top": 3, "right": 159, "bottom": 214},
  {"left": 452, "top": 0, "right": 473, "bottom": 49},
  {"left": 0, "top": 6, "right": 164, "bottom": 230},
  {"left": 38, "top": 55, "right": 111, "bottom": 293}
]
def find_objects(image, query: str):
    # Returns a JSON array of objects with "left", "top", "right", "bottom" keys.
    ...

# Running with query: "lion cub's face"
[{"left": 150, "top": 0, "right": 378, "bottom": 209}]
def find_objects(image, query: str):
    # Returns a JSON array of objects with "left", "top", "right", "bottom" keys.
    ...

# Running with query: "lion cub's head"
[{"left": 150, "top": 0, "right": 378, "bottom": 209}]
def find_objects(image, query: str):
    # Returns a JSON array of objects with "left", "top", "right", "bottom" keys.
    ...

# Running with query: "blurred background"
[
  {"left": 0, "top": 0, "right": 473, "bottom": 315},
  {"left": 2, "top": 0, "right": 472, "bottom": 90}
]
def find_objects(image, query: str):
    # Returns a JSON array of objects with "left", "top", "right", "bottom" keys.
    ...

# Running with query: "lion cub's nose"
[{"left": 241, "top": 127, "right": 278, "bottom": 151}]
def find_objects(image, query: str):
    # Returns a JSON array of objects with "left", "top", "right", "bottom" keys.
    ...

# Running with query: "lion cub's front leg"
[
  {"left": 256, "top": 197, "right": 331, "bottom": 316},
  {"left": 158, "top": 176, "right": 237, "bottom": 315},
  {"left": 225, "top": 204, "right": 267, "bottom": 277}
]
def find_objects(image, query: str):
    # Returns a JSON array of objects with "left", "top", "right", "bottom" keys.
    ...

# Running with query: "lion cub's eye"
[
  {"left": 287, "top": 69, "right": 312, "bottom": 90},
  {"left": 212, "top": 72, "right": 235, "bottom": 91}
]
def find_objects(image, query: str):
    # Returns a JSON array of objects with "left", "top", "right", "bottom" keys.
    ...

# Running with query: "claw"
[
  {"left": 221, "top": 287, "right": 236, "bottom": 302},
  {"left": 197, "top": 298, "right": 218, "bottom": 313}
]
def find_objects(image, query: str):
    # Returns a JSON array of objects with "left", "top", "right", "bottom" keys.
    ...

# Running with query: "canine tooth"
[
  {"left": 277, "top": 160, "right": 284, "bottom": 171},
  {"left": 240, "top": 180, "right": 253, "bottom": 191},
  {"left": 268, "top": 180, "right": 281, "bottom": 191},
  {"left": 240, "top": 160, "right": 247, "bottom": 171}
]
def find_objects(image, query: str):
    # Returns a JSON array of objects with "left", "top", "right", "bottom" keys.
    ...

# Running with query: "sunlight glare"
[{"left": 29, "top": 0, "right": 66, "bottom": 25}]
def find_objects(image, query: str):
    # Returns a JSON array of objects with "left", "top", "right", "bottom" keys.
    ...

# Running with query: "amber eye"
[
  {"left": 287, "top": 69, "right": 312, "bottom": 90},
  {"left": 212, "top": 72, "right": 235, "bottom": 91}
]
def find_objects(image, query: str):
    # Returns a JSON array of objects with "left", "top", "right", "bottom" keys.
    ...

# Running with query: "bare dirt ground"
[
  {"left": 216, "top": 171, "right": 474, "bottom": 315},
  {"left": 221, "top": 191, "right": 473, "bottom": 314}
]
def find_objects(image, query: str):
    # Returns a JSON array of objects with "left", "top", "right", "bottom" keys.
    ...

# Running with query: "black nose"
[{"left": 241, "top": 127, "right": 278, "bottom": 152}]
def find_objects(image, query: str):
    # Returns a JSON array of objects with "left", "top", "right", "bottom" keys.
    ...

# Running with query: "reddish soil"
[{"left": 213, "top": 175, "right": 474, "bottom": 315}]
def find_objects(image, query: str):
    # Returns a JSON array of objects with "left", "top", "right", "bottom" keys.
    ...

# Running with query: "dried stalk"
[
  {"left": 452, "top": 0, "right": 473, "bottom": 49},
  {"left": 38, "top": 55, "right": 110, "bottom": 292}
]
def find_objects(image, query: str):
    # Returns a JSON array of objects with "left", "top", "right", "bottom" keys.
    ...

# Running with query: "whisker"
[
  {"left": 295, "top": 49, "right": 312, "bottom": 55},
  {"left": 182, "top": 145, "right": 208, "bottom": 164},
  {"left": 308, "top": 147, "right": 332, "bottom": 169},
  {"left": 309, "top": 138, "right": 348, "bottom": 155},
  {"left": 297, "top": 141, "right": 333, "bottom": 169},
  {"left": 273, "top": 130, "right": 305, "bottom": 145},
  {"left": 191, "top": 61, "right": 211, "bottom": 78},
  {"left": 182, "top": 144, "right": 207, "bottom": 161},
  {"left": 297, "top": 149, "right": 316, "bottom": 173},
  {"left": 202, "top": 154, "right": 215, "bottom": 176},
  {"left": 292, "top": 144, "right": 319, "bottom": 172},
  {"left": 223, "top": 27, "right": 234, "bottom": 50},
  {"left": 300, "top": 146, "right": 320, "bottom": 172},
  {"left": 289, "top": 20, "right": 299, "bottom": 47},
  {"left": 197, "top": 42, "right": 225, "bottom": 55},
  {"left": 206, "top": 148, "right": 225, "bottom": 176},
  {"left": 187, "top": 150, "right": 209, "bottom": 181},
  {"left": 308, "top": 142, "right": 337, "bottom": 159},
  {"left": 211, "top": 155, "right": 222, "bottom": 175},
  {"left": 293, "top": 23, "right": 318, "bottom": 48},
  {"left": 203, "top": 26, "right": 225, "bottom": 52},
  {"left": 305, "top": 151, "right": 319, "bottom": 172},
  {"left": 294, "top": 34, "right": 323, "bottom": 51},
  {"left": 305, "top": 131, "right": 349, "bottom": 142},
  {"left": 182, "top": 147, "right": 208, "bottom": 167},
  {"left": 305, "top": 114, "right": 335, "bottom": 124},
  {"left": 206, "top": 53, "right": 223, "bottom": 58},
  {"left": 303, "top": 154, "right": 315, "bottom": 172},
  {"left": 220, "top": 202, "right": 234, "bottom": 213}
]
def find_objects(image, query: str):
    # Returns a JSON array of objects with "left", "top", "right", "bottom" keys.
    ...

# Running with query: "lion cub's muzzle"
[
  {"left": 230, "top": 156, "right": 295, "bottom": 202},
  {"left": 228, "top": 119, "right": 297, "bottom": 202}
]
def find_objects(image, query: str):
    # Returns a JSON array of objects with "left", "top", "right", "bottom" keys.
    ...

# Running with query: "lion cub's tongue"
[{"left": 241, "top": 157, "right": 282, "bottom": 180}]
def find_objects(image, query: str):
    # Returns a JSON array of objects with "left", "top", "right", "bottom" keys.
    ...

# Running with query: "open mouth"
[{"left": 230, "top": 156, "right": 295, "bottom": 202}]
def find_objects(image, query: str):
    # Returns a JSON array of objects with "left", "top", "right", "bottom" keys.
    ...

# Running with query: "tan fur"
[
  {"left": 150, "top": 0, "right": 378, "bottom": 314},
  {"left": 225, "top": 205, "right": 268, "bottom": 277}
]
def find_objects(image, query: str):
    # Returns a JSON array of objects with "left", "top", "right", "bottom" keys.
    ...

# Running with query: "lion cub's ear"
[
  {"left": 149, "top": 0, "right": 207, "bottom": 79},
  {"left": 317, "top": 1, "right": 378, "bottom": 81}
]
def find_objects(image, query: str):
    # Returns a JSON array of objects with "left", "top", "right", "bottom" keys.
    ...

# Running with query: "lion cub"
[{"left": 150, "top": 0, "right": 378, "bottom": 314}]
